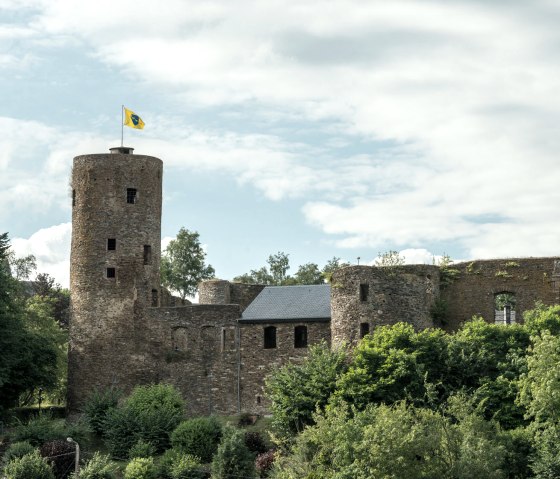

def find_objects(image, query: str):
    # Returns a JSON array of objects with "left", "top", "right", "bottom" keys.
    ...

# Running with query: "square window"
[
  {"left": 107, "top": 238, "right": 116, "bottom": 250},
  {"left": 106, "top": 267, "right": 116, "bottom": 278}
]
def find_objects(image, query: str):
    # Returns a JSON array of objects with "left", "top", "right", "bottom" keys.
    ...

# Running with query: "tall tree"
[{"left": 160, "top": 228, "right": 215, "bottom": 300}]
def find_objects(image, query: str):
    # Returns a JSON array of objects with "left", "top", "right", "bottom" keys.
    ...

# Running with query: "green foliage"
[
  {"left": 374, "top": 250, "right": 404, "bottom": 275},
  {"left": 211, "top": 426, "right": 256, "bottom": 479},
  {"left": 169, "top": 454, "right": 205, "bottom": 479},
  {"left": 160, "top": 227, "right": 215, "bottom": 300},
  {"left": 271, "top": 401, "right": 507, "bottom": 479},
  {"left": 265, "top": 342, "right": 347, "bottom": 444},
  {"left": 523, "top": 302, "right": 560, "bottom": 336},
  {"left": 84, "top": 387, "right": 122, "bottom": 435},
  {"left": 11, "top": 414, "right": 89, "bottom": 447},
  {"left": 244, "top": 431, "right": 268, "bottom": 454},
  {"left": 530, "top": 425, "right": 560, "bottom": 478},
  {"left": 171, "top": 416, "right": 222, "bottom": 463},
  {"left": 128, "top": 439, "right": 156, "bottom": 459},
  {"left": 255, "top": 450, "right": 275, "bottom": 478},
  {"left": 498, "top": 427, "right": 534, "bottom": 479},
  {"left": 103, "top": 384, "right": 185, "bottom": 457},
  {"left": 439, "top": 253, "right": 461, "bottom": 287},
  {"left": 1, "top": 442, "right": 37, "bottom": 467},
  {"left": 0, "top": 233, "right": 59, "bottom": 414},
  {"left": 157, "top": 449, "right": 183, "bottom": 479},
  {"left": 3, "top": 451, "right": 55, "bottom": 479},
  {"left": 72, "top": 452, "right": 116, "bottom": 479},
  {"left": 123, "top": 457, "right": 157, "bottom": 479}
]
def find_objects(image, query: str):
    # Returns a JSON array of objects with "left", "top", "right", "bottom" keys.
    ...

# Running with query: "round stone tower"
[
  {"left": 68, "top": 147, "right": 163, "bottom": 409},
  {"left": 330, "top": 264, "right": 440, "bottom": 348}
]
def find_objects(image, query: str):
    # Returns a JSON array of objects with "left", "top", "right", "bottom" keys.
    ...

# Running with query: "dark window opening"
[
  {"left": 72, "top": 189, "right": 76, "bottom": 207},
  {"left": 106, "top": 267, "right": 116, "bottom": 279},
  {"left": 107, "top": 238, "right": 116, "bottom": 250},
  {"left": 494, "top": 292, "right": 516, "bottom": 325},
  {"left": 126, "top": 188, "right": 137, "bottom": 204},
  {"left": 360, "top": 322, "right": 370, "bottom": 338},
  {"left": 360, "top": 283, "right": 369, "bottom": 302},
  {"left": 151, "top": 289, "right": 158, "bottom": 307},
  {"left": 256, "top": 396, "right": 262, "bottom": 405},
  {"left": 143, "top": 245, "right": 152, "bottom": 265},
  {"left": 294, "top": 325, "right": 308, "bottom": 348},
  {"left": 264, "top": 326, "right": 277, "bottom": 349}
]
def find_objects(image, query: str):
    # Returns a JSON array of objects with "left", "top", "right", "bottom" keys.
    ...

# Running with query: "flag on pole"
[{"left": 123, "top": 107, "right": 145, "bottom": 129}]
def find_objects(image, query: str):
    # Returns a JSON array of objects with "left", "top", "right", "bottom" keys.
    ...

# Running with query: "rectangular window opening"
[
  {"left": 264, "top": 326, "right": 277, "bottom": 349},
  {"left": 294, "top": 325, "right": 308, "bottom": 348},
  {"left": 360, "top": 322, "right": 370, "bottom": 339},
  {"left": 72, "top": 189, "right": 76, "bottom": 207},
  {"left": 360, "top": 283, "right": 369, "bottom": 302},
  {"left": 106, "top": 267, "right": 116, "bottom": 279},
  {"left": 151, "top": 289, "right": 158, "bottom": 307},
  {"left": 143, "top": 245, "right": 152, "bottom": 265},
  {"left": 126, "top": 188, "right": 137, "bottom": 204},
  {"left": 107, "top": 238, "right": 116, "bottom": 250}
]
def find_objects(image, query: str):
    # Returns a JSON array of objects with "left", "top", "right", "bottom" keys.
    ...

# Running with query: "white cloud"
[{"left": 11, "top": 222, "right": 71, "bottom": 287}]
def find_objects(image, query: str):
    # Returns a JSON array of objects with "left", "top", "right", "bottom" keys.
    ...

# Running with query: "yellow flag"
[{"left": 123, "top": 107, "right": 145, "bottom": 129}]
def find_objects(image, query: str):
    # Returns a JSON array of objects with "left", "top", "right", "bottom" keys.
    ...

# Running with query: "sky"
[{"left": 2, "top": 0, "right": 560, "bottom": 289}]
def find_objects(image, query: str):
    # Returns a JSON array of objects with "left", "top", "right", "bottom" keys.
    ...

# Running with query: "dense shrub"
[
  {"left": 3, "top": 451, "right": 55, "bottom": 479},
  {"left": 71, "top": 452, "right": 116, "bottom": 479},
  {"left": 1, "top": 442, "right": 36, "bottom": 467},
  {"left": 157, "top": 449, "right": 183, "bottom": 479},
  {"left": 128, "top": 439, "right": 156, "bottom": 459},
  {"left": 237, "top": 413, "right": 254, "bottom": 427},
  {"left": 39, "top": 439, "right": 75, "bottom": 479},
  {"left": 171, "top": 417, "right": 222, "bottom": 463},
  {"left": 255, "top": 450, "right": 275, "bottom": 478},
  {"left": 169, "top": 454, "right": 205, "bottom": 479},
  {"left": 104, "top": 384, "right": 185, "bottom": 457},
  {"left": 123, "top": 457, "right": 157, "bottom": 479},
  {"left": 83, "top": 387, "right": 121, "bottom": 435},
  {"left": 211, "top": 426, "right": 256, "bottom": 479},
  {"left": 11, "top": 414, "right": 89, "bottom": 447},
  {"left": 244, "top": 432, "right": 267, "bottom": 454}
]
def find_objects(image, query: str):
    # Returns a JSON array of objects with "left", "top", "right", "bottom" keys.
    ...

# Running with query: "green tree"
[
  {"left": 161, "top": 228, "right": 215, "bottom": 300},
  {"left": 211, "top": 426, "right": 256, "bottom": 479},
  {"left": 292, "top": 263, "right": 323, "bottom": 285},
  {"left": 265, "top": 342, "right": 347, "bottom": 444},
  {"left": 3, "top": 451, "right": 54, "bottom": 479},
  {"left": 0, "top": 233, "right": 58, "bottom": 414}
]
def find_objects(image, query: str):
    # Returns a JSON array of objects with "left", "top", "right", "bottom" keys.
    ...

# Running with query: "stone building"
[{"left": 68, "top": 147, "right": 560, "bottom": 415}]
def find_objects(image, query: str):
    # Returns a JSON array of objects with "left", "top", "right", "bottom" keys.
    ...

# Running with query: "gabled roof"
[{"left": 241, "top": 284, "right": 331, "bottom": 323}]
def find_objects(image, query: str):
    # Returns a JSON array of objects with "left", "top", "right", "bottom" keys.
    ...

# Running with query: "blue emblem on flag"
[{"left": 131, "top": 114, "right": 139, "bottom": 126}]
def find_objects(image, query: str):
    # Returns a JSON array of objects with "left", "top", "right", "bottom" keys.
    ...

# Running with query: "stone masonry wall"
[
  {"left": 441, "top": 257, "right": 560, "bottom": 331},
  {"left": 198, "top": 280, "right": 265, "bottom": 313},
  {"left": 238, "top": 321, "right": 331, "bottom": 414},
  {"left": 331, "top": 265, "right": 440, "bottom": 348}
]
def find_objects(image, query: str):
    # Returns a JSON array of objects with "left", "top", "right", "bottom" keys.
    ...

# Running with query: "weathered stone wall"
[
  {"left": 198, "top": 280, "right": 265, "bottom": 313},
  {"left": 441, "top": 257, "right": 560, "bottom": 330},
  {"left": 331, "top": 265, "right": 440, "bottom": 348},
  {"left": 68, "top": 151, "right": 163, "bottom": 410},
  {"left": 238, "top": 321, "right": 331, "bottom": 414}
]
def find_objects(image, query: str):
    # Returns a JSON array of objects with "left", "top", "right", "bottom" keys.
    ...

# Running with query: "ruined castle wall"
[
  {"left": 238, "top": 320, "right": 331, "bottom": 414},
  {"left": 441, "top": 258, "right": 560, "bottom": 331},
  {"left": 144, "top": 304, "right": 242, "bottom": 416},
  {"left": 331, "top": 265, "right": 440, "bottom": 348},
  {"left": 198, "top": 280, "right": 265, "bottom": 312},
  {"left": 68, "top": 152, "right": 163, "bottom": 410}
]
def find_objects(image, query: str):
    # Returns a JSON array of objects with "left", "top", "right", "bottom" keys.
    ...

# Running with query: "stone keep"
[{"left": 68, "top": 147, "right": 163, "bottom": 408}]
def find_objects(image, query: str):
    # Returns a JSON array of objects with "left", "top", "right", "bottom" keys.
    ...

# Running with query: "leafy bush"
[
  {"left": 11, "top": 414, "right": 89, "bottom": 447},
  {"left": 255, "top": 450, "right": 275, "bottom": 478},
  {"left": 169, "top": 454, "right": 205, "bottom": 479},
  {"left": 84, "top": 387, "right": 121, "bottom": 435},
  {"left": 104, "top": 384, "right": 185, "bottom": 457},
  {"left": 103, "top": 407, "right": 139, "bottom": 459},
  {"left": 211, "top": 426, "right": 256, "bottom": 479},
  {"left": 157, "top": 449, "right": 183, "bottom": 479},
  {"left": 39, "top": 439, "right": 75, "bottom": 479},
  {"left": 3, "top": 451, "right": 55, "bottom": 479},
  {"left": 171, "top": 417, "right": 222, "bottom": 463},
  {"left": 128, "top": 439, "right": 156, "bottom": 459},
  {"left": 244, "top": 431, "right": 267, "bottom": 454},
  {"left": 71, "top": 452, "right": 116, "bottom": 479},
  {"left": 237, "top": 413, "right": 254, "bottom": 427},
  {"left": 1, "top": 442, "right": 37, "bottom": 467},
  {"left": 123, "top": 457, "right": 157, "bottom": 479}
]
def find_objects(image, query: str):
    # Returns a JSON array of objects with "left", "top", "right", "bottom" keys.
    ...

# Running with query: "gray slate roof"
[{"left": 241, "top": 284, "right": 331, "bottom": 322}]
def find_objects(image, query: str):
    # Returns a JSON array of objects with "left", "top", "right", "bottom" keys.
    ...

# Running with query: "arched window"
[
  {"left": 494, "top": 292, "right": 516, "bottom": 325},
  {"left": 294, "top": 325, "right": 308, "bottom": 348},
  {"left": 264, "top": 326, "right": 277, "bottom": 349},
  {"left": 172, "top": 327, "right": 188, "bottom": 351}
]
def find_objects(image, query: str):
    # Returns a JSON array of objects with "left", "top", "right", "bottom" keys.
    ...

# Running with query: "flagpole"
[{"left": 121, "top": 105, "right": 124, "bottom": 147}]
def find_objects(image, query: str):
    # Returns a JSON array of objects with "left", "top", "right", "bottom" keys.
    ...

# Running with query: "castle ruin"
[{"left": 68, "top": 148, "right": 560, "bottom": 415}]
